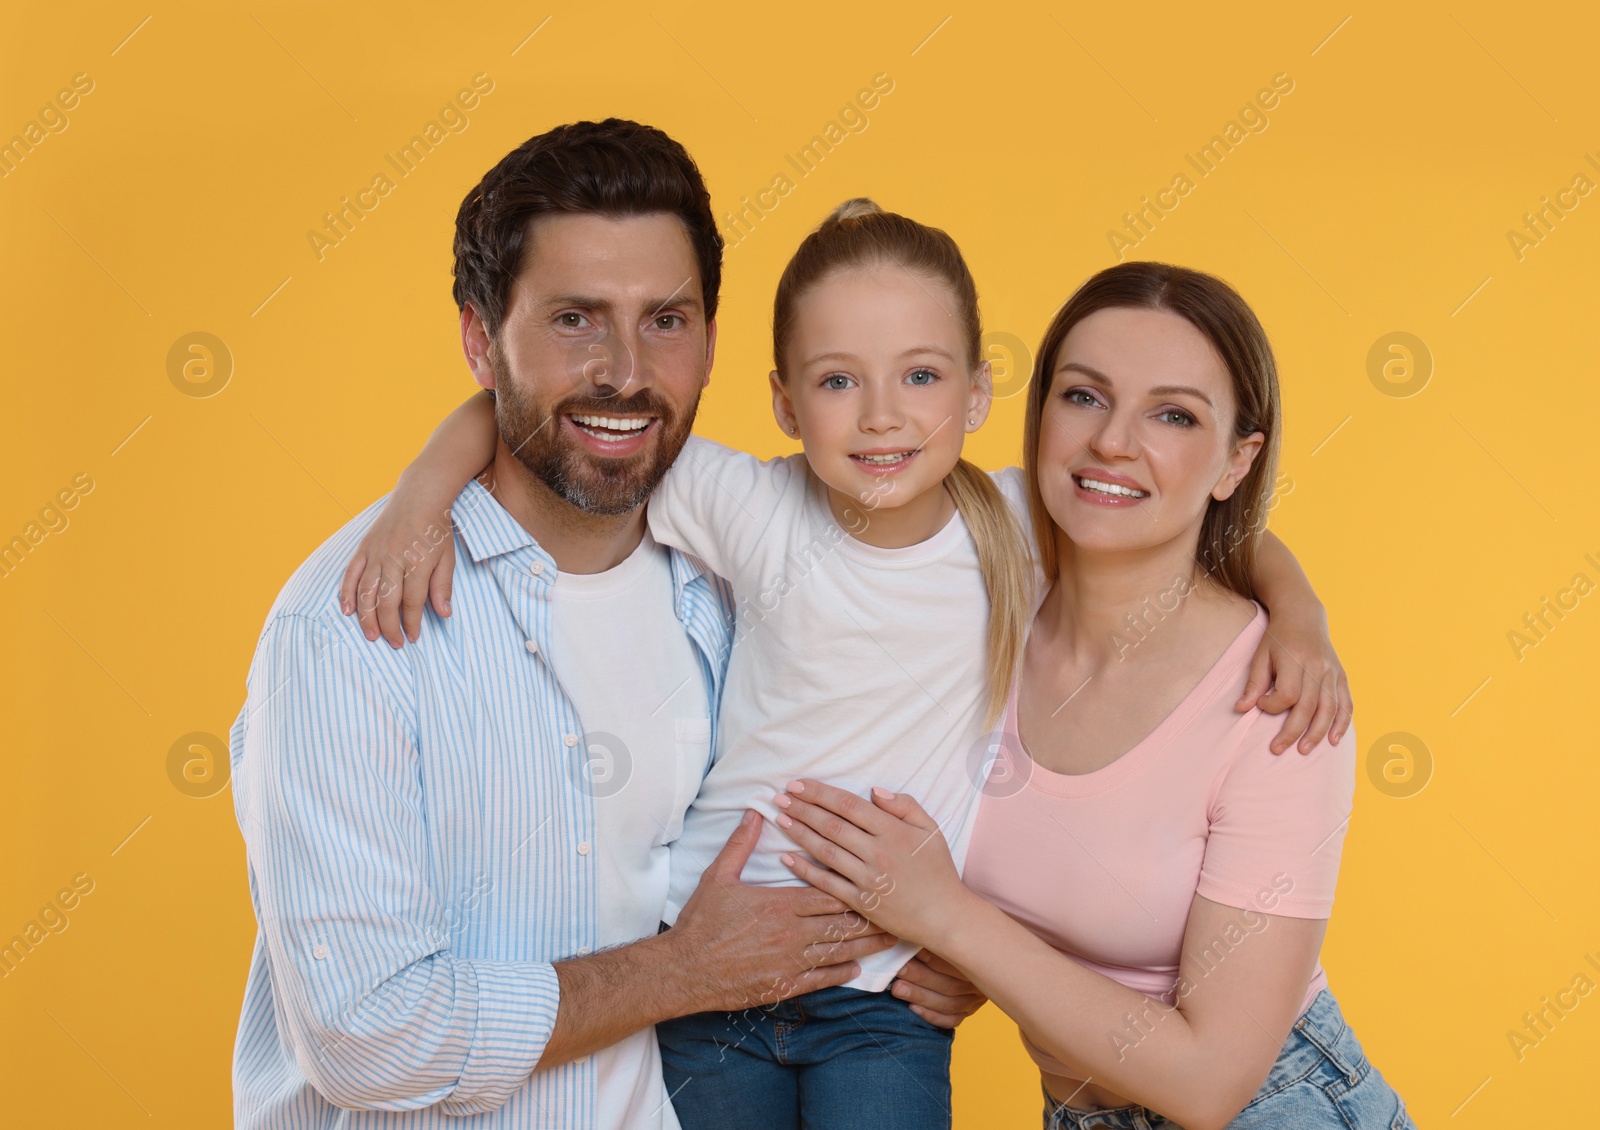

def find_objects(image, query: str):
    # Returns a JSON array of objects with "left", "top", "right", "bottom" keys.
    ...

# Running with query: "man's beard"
[{"left": 493, "top": 370, "right": 697, "bottom": 517}]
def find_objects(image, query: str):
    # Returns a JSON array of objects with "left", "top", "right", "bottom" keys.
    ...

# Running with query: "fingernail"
[
  {"left": 872, "top": 787, "right": 894, "bottom": 800},
  {"left": 788, "top": 780, "right": 805, "bottom": 793},
  {"left": 776, "top": 813, "right": 793, "bottom": 828},
  {"left": 773, "top": 794, "right": 792, "bottom": 809},
  {"left": 781, "top": 853, "right": 796, "bottom": 866}
]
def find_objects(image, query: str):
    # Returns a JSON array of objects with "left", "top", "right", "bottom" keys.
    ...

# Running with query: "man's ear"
[
  {"left": 770, "top": 371, "right": 799, "bottom": 439},
  {"left": 1213, "top": 431, "right": 1266, "bottom": 501},
  {"left": 966, "top": 360, "right": 995, "bottom": 433},
  {"left": 703, "top": 318, "right": 718, "bottom": 389},
  {"left": 461, "top": 304, "right": 497, "bottom": 390}
]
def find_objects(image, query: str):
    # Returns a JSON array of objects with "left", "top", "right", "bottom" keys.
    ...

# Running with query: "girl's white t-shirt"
[{"left": 651, "top": 436, "right": 1030, "bottom": 991}]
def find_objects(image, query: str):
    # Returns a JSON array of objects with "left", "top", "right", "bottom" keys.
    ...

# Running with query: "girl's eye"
[
  {"left": 905, "top": 368, "right": 938, "bottom": 386},
  {"left": 823, "top": 375, "right": 855, "bottom": 391},
  {"left": 1157, "top": 408, "right": 1197, "bottom": 427}
]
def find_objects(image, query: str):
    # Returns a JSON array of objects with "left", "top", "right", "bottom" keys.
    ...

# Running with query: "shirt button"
[
  {"left": 576, "top": 841, "right": 591, "bottom": 855},
  {"left": 524, "top": 639, "right": 538, "bottom": 654},
  {"left": 312, "top": 944, "right": 330, "bottom": 960},
  {"left": 577, "top": 945, "right": 592, "bottom": 956},
  {"left": 563, "top": 733, "right": 579, "bottom": 747},
  {"left": 530, "top": 561, "right": 545, "bottom": 576}
]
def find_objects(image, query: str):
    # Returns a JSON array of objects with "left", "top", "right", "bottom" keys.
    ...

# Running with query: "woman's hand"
[
  {"left": 1236, "top": 600, "right": 1353, "bottom": 755},
  {"left": 892, "top": 952, "right": 988, "bottom": 1028},
  {"left": 338, "top": 492, "right": 458, "bottom": 648},
  {"left": 773, "top": 779, "right": 972, "bottom": 948}
]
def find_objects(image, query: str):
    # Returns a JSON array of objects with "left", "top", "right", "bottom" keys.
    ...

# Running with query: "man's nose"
[{"left": 578, "top": 327, "right": 647, "bottom": 397}]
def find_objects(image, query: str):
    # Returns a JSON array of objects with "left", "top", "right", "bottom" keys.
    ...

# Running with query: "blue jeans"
[
  {"left": 658, "top": 984, "right": 954, "bottom": 1130},
  {"left": 1042, "top": 989, "right": 1415, "bottom": 1129}
]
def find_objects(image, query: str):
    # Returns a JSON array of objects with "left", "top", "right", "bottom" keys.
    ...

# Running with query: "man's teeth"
[
  {"left": 1077, "top": 476, "right": 1148, "bottom": 498},
  {"left": 571, "top": 414, "right": 651, "bottom": 437},
  {"left": 855, "top": 452, "right": 913, "bottom": 466}
]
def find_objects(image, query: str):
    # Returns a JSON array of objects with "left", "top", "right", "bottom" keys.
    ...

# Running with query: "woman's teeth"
[
  {"left": 571, "top": 414, "right": 651, "bottom": 440},
  {"left": 1076, "top": 475, "right": 1148, "bottom": 498},
  {"left": 854, "top": 452, "right": 913, "bottom": 466}
]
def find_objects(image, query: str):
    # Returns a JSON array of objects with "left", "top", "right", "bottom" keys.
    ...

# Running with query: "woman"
[{"left": 774, "top": 262, "right": 1414, "bottom": 1130}]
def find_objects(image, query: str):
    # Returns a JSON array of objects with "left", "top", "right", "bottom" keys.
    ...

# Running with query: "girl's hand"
[
  {"left": 773, "top": 779, "right": 969, "bottom": 948},
  {"left": 338, "top": 494, "right": 458, "bottom": 648},
  {"left": 1236, "top": 601, "right": 1353, "bottom": 755}
]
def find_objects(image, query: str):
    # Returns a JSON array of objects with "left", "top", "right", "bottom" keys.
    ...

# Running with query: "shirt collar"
[
  {"left": 449, "top": 477, "right": 714, "bottom": 594},
  {"left": 449, "top": 478, "right": 548, "bottom": 567}
]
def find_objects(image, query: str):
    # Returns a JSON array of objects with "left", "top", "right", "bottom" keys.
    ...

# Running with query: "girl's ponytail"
[{"left": 946, "top": 460, "right": 1033, "bottom": 727}]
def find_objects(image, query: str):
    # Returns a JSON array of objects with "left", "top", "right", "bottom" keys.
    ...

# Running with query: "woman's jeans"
[
  {"left": 658, "top": 984, "right": 955, "bottom": 1130},
  {"left": 1042, "top": 989, "right": 1415, "bottom": 1129}
]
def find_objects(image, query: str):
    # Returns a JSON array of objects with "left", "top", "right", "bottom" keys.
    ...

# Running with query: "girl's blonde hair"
[{"left": 772, "top": 198, "right": 1033, "bottom": 725}]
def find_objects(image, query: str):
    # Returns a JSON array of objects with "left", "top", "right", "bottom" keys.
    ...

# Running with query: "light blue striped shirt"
[{"left": 230, "top": 478, "right": 734, "bottom": 1128}]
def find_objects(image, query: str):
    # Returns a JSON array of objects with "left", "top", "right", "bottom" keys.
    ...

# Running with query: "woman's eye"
[
  {"left": 1063, "top": 388, "right": 1101, "bottom": 408},
  {"left": 1157, "top": 409, "right": 1197, "bottom": 427},
  {"left": 906, "top": 368, "right": 938, "bottom": 386},
  {"left": 823, "top": 375, "right": 854, "bottom": 391}
]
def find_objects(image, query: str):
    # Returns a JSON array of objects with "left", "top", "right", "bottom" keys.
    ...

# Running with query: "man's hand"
[
  {"left": 892, "top": 952, "right": 988, "bottom": 1028},
  {"left": 660, "top": 809, "right": 899, "bottom": 1014}
]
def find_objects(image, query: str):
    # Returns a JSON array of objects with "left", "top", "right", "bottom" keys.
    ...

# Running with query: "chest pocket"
[{"left": 661, "top": 718, "right": 712, "bottom": 845}]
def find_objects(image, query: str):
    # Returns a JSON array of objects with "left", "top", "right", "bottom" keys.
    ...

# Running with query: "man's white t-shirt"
[
  {"left": 651, "top": 437, "right": 1031, "bottom": 991},
  {"left": 547, "top": 530, "right": 713, "bottom": 1130}
]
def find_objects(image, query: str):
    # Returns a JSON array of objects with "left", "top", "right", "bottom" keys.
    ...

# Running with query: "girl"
[
  {"left": 340, "top": 206, "right": 1349, "bottom": 1129},
  {"left": 771, "top": 262, "right": 1414, "bottom": 1130}
]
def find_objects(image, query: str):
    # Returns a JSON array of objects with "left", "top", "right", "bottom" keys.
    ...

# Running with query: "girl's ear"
[
  {"left": 461, "top": 304, "right": 497, "bottom": 390},
  {"left": 770, "top": 370, "right": 800, "bottom": 439},
  {"left": 965, "top": 359, "right": 994, "bottom": 433},
  {"left": 1213, "top": 431, "right": 1266, "bottom": 501}
]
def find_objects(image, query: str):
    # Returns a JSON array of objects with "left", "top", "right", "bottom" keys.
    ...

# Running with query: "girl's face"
[
  {"left": 1036, "top": 305, "right": 1263, "bottom": 557},
  {"left": 773, "top": 265, "right": 990, "bottom": 520}
]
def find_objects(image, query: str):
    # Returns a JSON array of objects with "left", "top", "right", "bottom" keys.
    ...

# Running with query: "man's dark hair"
[{"left": 452, "top": 118, "right": 723, "bottom": 340}]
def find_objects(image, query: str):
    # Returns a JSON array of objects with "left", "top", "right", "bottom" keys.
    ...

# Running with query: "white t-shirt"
[
  {"left": 548, "top": 530, "right": 713, "bottom": 1130},
  {"left": 651, "top": 437, "right": 1031, "bottom": 991}
]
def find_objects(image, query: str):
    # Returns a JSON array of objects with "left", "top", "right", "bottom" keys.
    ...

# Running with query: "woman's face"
[{"left": 1036, "top": 305, "right": 1263, "bottom": 558}]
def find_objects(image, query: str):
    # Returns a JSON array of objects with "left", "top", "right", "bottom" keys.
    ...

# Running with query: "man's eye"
[
  {"left": 558, "top": 312, "right": 587, "bottom": 328},
  {"left": 655, "top": 314, "right": 683, "bottom": 330},
  {"left": 824, "top": 375, "right": 853, "bottom": 391}
]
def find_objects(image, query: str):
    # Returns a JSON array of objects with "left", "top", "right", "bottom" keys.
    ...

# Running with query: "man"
[{"left": 229, "top": 120, "right": 953, "bottom": 1128}]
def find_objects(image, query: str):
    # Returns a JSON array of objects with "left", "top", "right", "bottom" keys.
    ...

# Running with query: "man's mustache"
[{"left": 549, "top": 390, "right": 674, "bottom": 424}]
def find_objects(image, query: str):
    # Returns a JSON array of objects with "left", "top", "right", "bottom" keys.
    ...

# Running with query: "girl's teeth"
[{"left": 856, "top": 452, "right": 911, "bottom": 465}]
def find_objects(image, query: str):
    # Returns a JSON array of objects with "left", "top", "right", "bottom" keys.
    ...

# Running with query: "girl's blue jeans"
[{"left": 658, "top": 983, "right": 954, "bottom": 1130}]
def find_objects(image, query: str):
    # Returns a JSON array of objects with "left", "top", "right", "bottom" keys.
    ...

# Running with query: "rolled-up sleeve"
[{"left": 233, "top": 613, "right": 560, "bottom": 1114}]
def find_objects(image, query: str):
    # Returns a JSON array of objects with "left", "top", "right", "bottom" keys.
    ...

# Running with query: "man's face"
[{"left": 472, "top": 211, "right": 714, "bottom": 515}]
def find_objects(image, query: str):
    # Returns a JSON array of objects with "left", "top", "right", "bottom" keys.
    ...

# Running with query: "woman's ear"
[
  {"left": 1213, "top": 431, "right": 1266, "bottom": 501},
  {"left": 461, "top": 304, "right": 497, "bottom": 391},
  {"left": 770, "top": 370, "right": 799, "bottom": 439},
  {"left": 965, "top": 360, "right": 994, "bottom": 433}
]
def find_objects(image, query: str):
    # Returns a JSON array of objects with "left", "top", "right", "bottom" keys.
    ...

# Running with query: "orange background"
[{"left": 2, "top": 1, "right": 1596, "bottom": 1125}]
